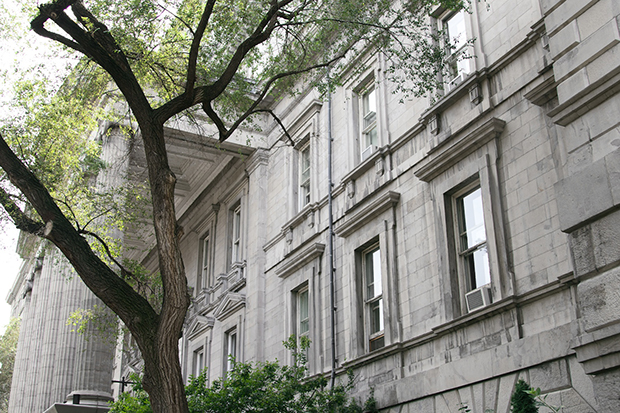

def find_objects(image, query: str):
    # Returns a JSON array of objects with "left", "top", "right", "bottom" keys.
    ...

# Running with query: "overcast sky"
[
  {"left": 0, "top": 226, "right": 21, "bottom": 334},
  {"left": 0, "top": 1, "right": 55, "bottom": 335}
]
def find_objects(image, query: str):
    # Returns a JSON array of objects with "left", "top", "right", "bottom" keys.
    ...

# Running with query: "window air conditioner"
[
  {"left": 446, "top": 72, "right": 467, "bottom": 92},
  {"left": 465, "top": 285, "right": 492, "bottom": 312},
  {"left": 361, "top": 145, "right": 378, "bottom": 161}
]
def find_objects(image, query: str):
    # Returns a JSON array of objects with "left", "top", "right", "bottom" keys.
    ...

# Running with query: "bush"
[
  {"left": 110, "top": 336, "right": 377, "bottom": 413},
  {"left": 510, "top": 379, "right": 538, "bottom": 413}
]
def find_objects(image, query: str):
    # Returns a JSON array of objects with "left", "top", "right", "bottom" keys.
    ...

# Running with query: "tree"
[
  {"left": 110, "top": 337, "right": 377, "bottom": 413},
  {"left": 0, "top": 319, "right": 20, "bottom": 412},
  {"left": 0, "top": 0, "right": 466, "bottom": 411}
]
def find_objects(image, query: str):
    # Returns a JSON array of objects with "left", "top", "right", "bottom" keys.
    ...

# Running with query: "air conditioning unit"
[
  {"left": 465, "top": 285, "right": 492, "bottom": 312},
  {"left": 446, "top": 72, "right": 467, "bottom": 92},
  {"left": 361, "top": 145, "right": 378, "bottom": 161}
]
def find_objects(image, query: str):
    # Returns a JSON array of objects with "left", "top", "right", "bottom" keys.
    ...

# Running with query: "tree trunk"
[{"left": 136, "top": 120, "right": 191, "bottom": 413}]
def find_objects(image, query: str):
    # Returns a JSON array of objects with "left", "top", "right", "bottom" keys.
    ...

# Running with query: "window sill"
[
  {"left": 431, "top": 295, "right": 518, "bottom": 336},
  {"left": 341, "top": 144, "right": 388, "bottom": 184}
]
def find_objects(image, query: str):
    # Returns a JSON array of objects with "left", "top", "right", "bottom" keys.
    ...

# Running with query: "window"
[
  {"left": 297, "top": 287, "right": 309, "bottom": 338},
  {"left": 198, "top": 234, "right": 210, "bottom": 291},
  {"left": 230, "top": 204, "right": 241, "bottom": 264},
  {"left": 225, "top": 329, "right": 237, "bottom": 372},
  {"left": 441, "top": 10, "right": 470, "bottom": 89},
  {"left": 299, "top": 144, "right": 311, "bottom": 210},
  {"left": 450, "top": 183, "right": 493, "bottom": 313},
  {"left": 455, "top": 186, "right": 490, "bottom": 291},
  {"left": 363, "top": 245, "right": 384, "bottom": 351},
  {"left": 193, "top": 347, "right": 204, "bottom": 377},
  {"left": 360, "top": 85, "right": 378, "bottom": 160}
]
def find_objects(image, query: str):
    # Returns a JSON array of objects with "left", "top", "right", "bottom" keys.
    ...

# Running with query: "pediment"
[
  {"left": 214, "top": 293, "right": 246, "bottom": 321},
  {"left": 185, "top": 315, "right": 215, "bottom": 340}
]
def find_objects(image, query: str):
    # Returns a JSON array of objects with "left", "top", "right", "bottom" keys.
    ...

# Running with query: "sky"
[
  {"left": 0, "top": 1, "right": 63, "bottom": 335},
  {"left": 0, "top": 227, "right": 21, "bottom": 334}
]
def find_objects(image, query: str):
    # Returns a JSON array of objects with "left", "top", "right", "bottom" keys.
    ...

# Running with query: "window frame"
[
  {"left": 362, "top": 243, "right": 385, "bottom": 352},
  {"left": 192, "top": 346, "right": 205, "bottom": 377},
  {"left": 198, "top": 232, "right": 211, "bottom": 292},
  {"left": 230, "top": 203, "right": 242, "bottom": 266},
  {"left": 442, "top": 169, "right": 506, "bottom": 317},
  {"left": 297, "top": 286, "right": 309, "bottom": 339},
  {"left": 436, "top": 8, "right": 471, "bottom": 91},
  {"left": 298, "top": 142, "right": 311, "bottom": 211},
  {"left": 224, "top": 328, "right": 237, "bottom": 373},
  {"left": 453, "top": 183, "right": 491, "bottom": 292},
  {"left": 359, "top": 82, "right": 378, "bottom": 160}
]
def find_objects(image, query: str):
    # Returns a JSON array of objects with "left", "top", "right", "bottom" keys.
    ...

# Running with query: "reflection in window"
[
  {"left": 193, "top": 347, "right": 204, "bottom": 377},
  {"left": 361, "top": 86, "right": 378, "bottom": 160},
  {"left": 231, "top": 205, "right": 241, "bottom": 264},
  {"left": 364, "top": 245, "right": 384, "bottom": 351},
  {"left": 456, "top": 187, "right": 490, "bottom": 290},
  {"left": 199, "top": 234, "right": 210, "bottom": 291},
  {"left": 299, "top": 144, "right": 311, "bottom": 209},
  {"left": 225, "top": 329, "right": 237, "bottom": 373},
  {"left": 298, "top": 288, "right": 309, "bottom": 337},
  {"left": 442, "top": 10, "right": 470, "bottom": 87}
]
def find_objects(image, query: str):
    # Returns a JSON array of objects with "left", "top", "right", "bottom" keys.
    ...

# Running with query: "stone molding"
[
  {"left": 274, "top": 242, "right": 325, "bottom": 279},
  {"left": 335, "top": 191, "right": 400, "bottom": 238},
  {"left": 413, "top": 117, "right": 506, "bottom": 182}
]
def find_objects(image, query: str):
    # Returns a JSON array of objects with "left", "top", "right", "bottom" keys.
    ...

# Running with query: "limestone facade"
[{"left": 8, "top": 0, "right": 620, "bottom": 412}]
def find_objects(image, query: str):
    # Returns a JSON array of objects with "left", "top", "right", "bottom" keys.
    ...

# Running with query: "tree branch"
[
  {"left": 217, "top": 51, "right": 349, "bottom": 142},
  {"left": 0, "top": 186, "right": 46, "bottom": 235},
  {"left": 185, "top": 0, "right": 217, "bottom": 95},
  {"left": 0, "top": 132, "right": 159, "bottom": 336},
  {"left": 79, "top": 229, "right": 136, "bottom": 280},
  {"left": 252, "top": 109, "right": 294, "bottom": 146}
]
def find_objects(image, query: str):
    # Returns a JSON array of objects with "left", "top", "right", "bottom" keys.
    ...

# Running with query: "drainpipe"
[{"left": 327, "top": 69, "right": 336, "bottom": 389}]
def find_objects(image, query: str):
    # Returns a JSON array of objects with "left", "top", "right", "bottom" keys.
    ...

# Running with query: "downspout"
[{"left": 327, "top": 69, "right": 336, "bottom": 389}]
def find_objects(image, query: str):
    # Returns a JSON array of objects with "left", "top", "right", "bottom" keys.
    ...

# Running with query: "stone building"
[{"left": 7, "top": 0, "right": 620, "bottom": 411}]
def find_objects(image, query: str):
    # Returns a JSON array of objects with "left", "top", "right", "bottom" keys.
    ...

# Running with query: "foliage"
[
  {"left": 525, "top": 386, "right": 562, "bottom": 412},
  {"left": 110, "top": 337, "right": 377, "bottom": 413},
  {"left": 511, "top": 380, "right": 538, "bottom": 413},
  {"left": 109, "top": 373, "right": 153, "bottom": 413},
  {"left": 0, "top": 319, "right": 20, "bottom": 413}
]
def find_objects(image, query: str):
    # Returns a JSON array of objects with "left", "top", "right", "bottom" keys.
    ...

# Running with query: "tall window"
[
  {"left": 225, "top": 329, "right": 237, "bottom": 373},
  {"left": 193, "top": 347, "right": 204, "bottom": 377},
  {"left": 360, "top": 85, "right": 378, "bottom": 160},
  {"left": 297, "top": 287, "right": 309, "bottom": 338},
  {"left": 363, "top": 245, "right": 384, "bottom": 351},
  {"left": 231, "top": 204, "right": 241, "bottom": 264},
  {"left": 442, "top": 10, "right": 470, "bottom": 89},
  {"left": 455, "top": 186, "right": 490, "bottom": 291},
  {"left": 198, "top": 234, "right": 210, "bottom": 291},
  {"left": 299, "top": 144, "right": 311, "bottom": 210}
]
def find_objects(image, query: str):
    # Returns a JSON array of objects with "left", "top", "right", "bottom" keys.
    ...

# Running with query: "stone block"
[
  {"left": 554, "top": 19, "right": 620, "bottom": 83},
  {"left": 578, "top": 266, "right": 620, "bottom": 331},
  {"left": 556, "top": 68, "right": 590, "bottom": 105},
  {"left": 591, "top": 208, "right": 620, "bottom": 269},
  {"left": 546, "top": 0, "right": 597, "bottom": 36},
  {"left": 606, "top": 148, "right": 620, "bottom": 204},
  {"left": 550, "top": 20, "right": 581, "bottom": 61},
  {"left": 496, "top": 373, "right": 517, "bottom": 413},
  {"left": 585, "top": 43, "right": 620, "bottom": 88},
  {"left": 541, "top": 0, "right": 565, "bottom": 16},
  {"left": 554, "top": 156, "right": 613, "bottom": 232},
  {"left": 403, "top": 396, "right": 434, "bottom": 413},
  {"left": 577, "top": 0, "right": 615, "bottom": 39},
  {"left": 529, "top": 359, "right": 570, "bottom": 392},
  {"left": 568, "top": 356, "right": 599, "bottom": 410},
  {"left": 483, "top": 378, "right": 499, "bottom": 412}
]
